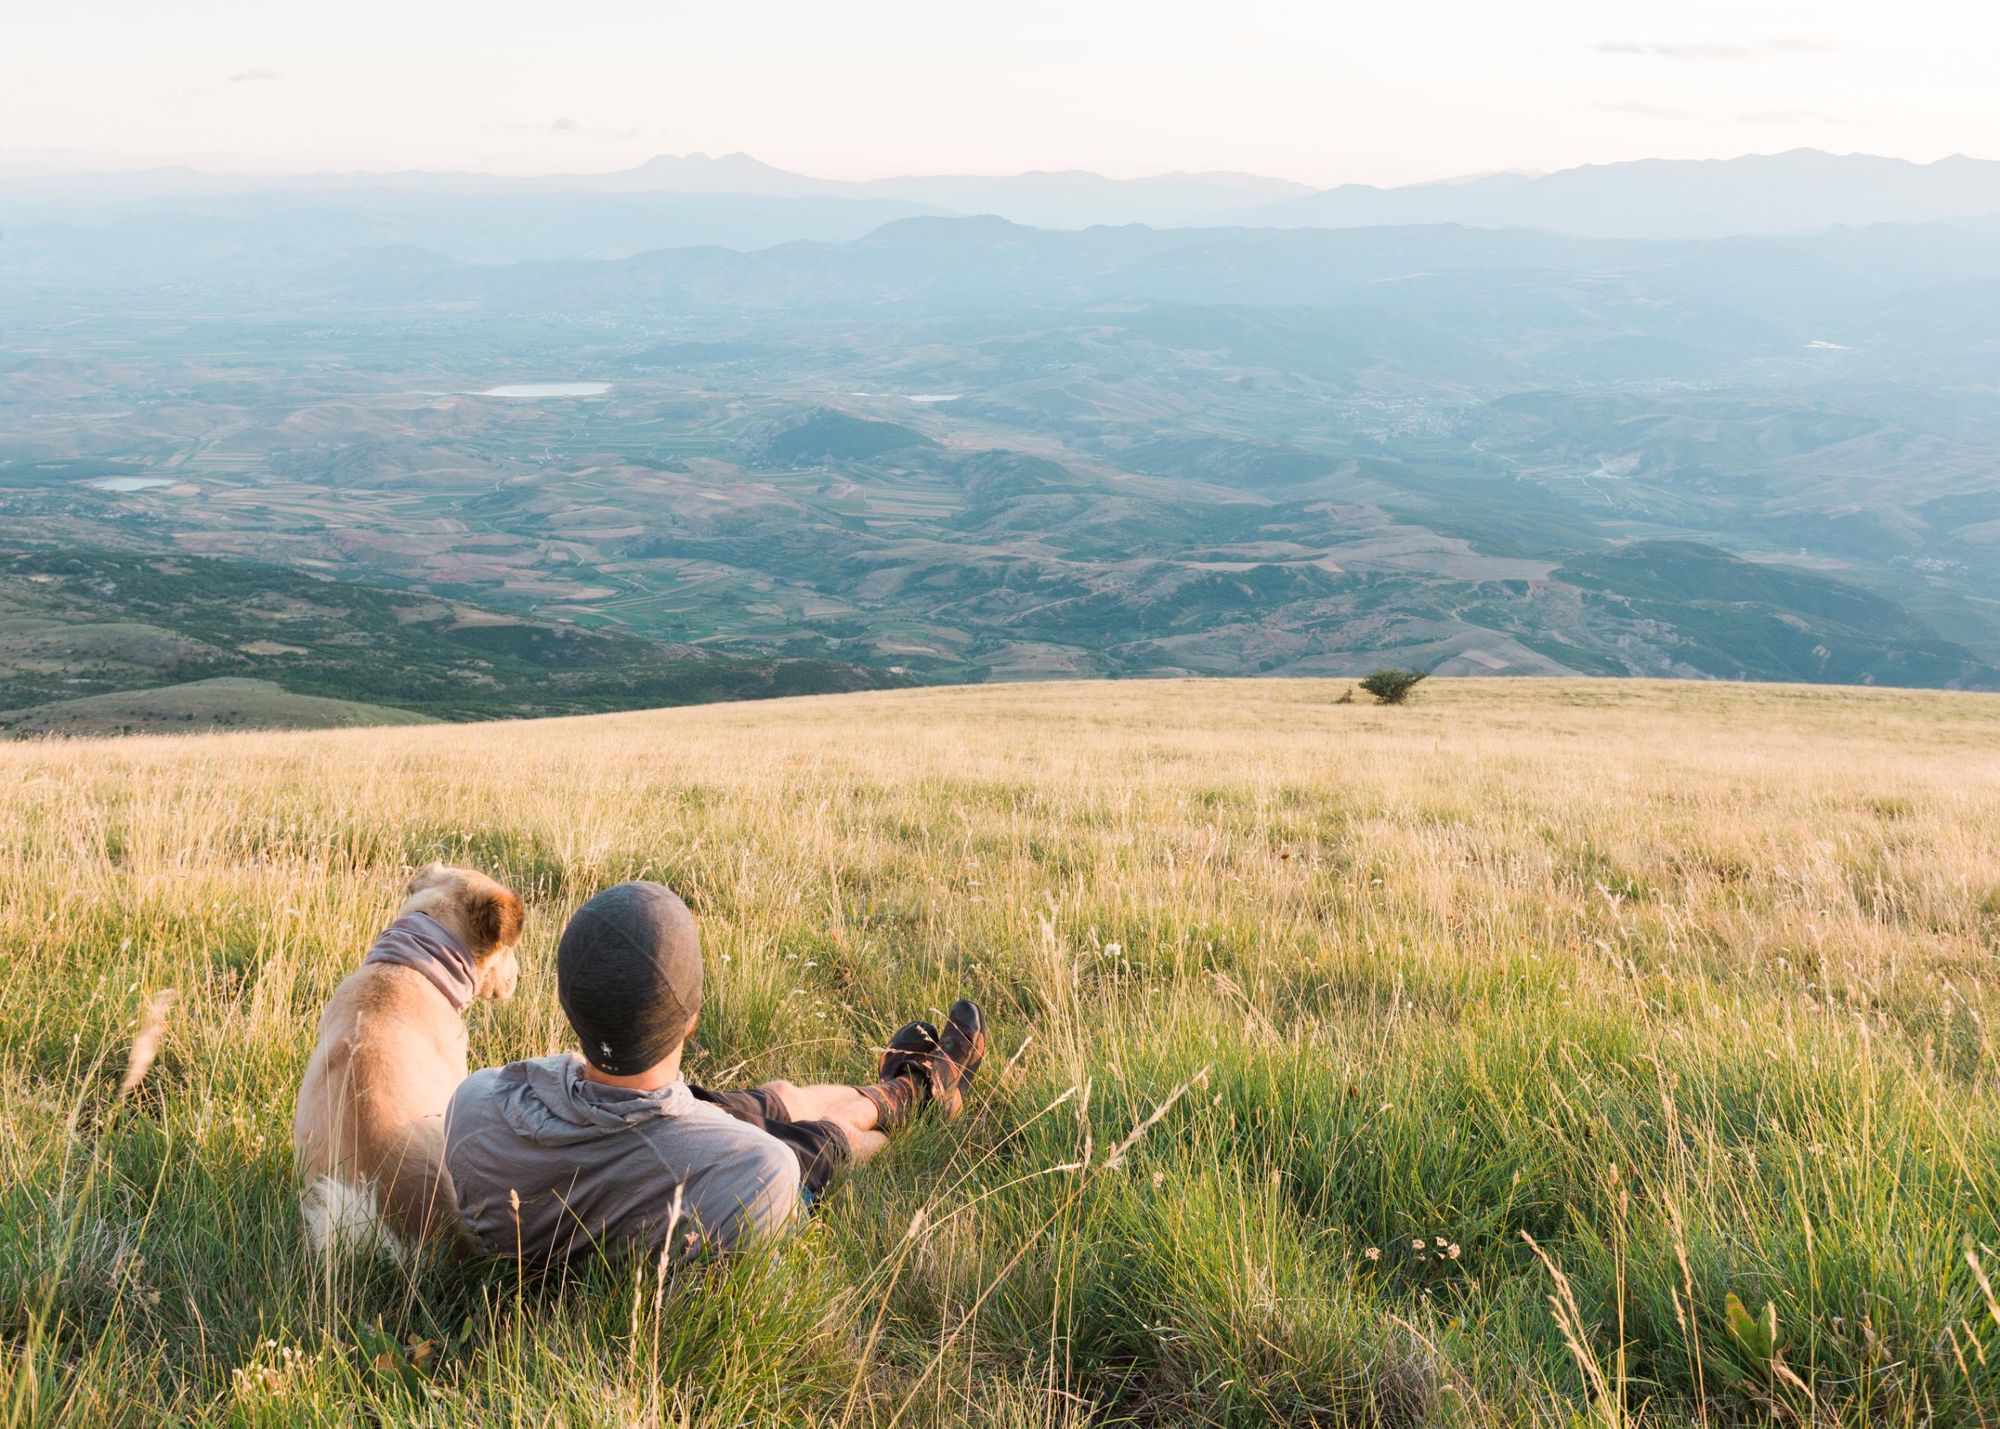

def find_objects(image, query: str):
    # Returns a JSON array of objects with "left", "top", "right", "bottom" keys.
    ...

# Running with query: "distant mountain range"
[
  {"left": 1245, "top": 150, "right": 2000, "bottom": 239},
  {"left": 600, "top": 149, "right": 2000, "bottom": 238},
  {"left": 6, "top": 150, "right": 1999, "bottom": 263},
  {"left": 306, "top": 213, "right": 2000, "bottom": 356},
  {"left": 584, "top": 153, "right": 1314, "bottom": 228},
  {"left": 569, "top": 149, "right": 2000, "bottom": 238},
  {"left": 0, "top": 153, "right": 1309, "bottom": 237}
]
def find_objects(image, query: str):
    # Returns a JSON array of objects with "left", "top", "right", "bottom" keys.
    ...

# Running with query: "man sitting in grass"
[{"left": 444, "top": 880, "right": 985, "bottom": 1260}]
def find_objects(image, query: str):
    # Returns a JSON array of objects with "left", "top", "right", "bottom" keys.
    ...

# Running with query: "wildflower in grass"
[{"left": 1364, "top": 1246, "right": 1382, "bottom": 1262}]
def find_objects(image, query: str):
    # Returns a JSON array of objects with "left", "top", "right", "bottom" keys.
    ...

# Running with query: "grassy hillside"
[
  {"left": 737, "top": 407, "right": 940, "bottom": 466},
  {"left": 3, "top": 679, "right": 1998, "bottom": 1424},
  {"left": 0, "top": 676, "right": 439, "bottom": 737},
  {"left": 1551, "top": 541, "right": 2000, "bottom": 688}
]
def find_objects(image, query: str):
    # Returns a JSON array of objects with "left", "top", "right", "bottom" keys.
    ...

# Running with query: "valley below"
[{"left": 5, "top": 206, "right": 2000, "bottom": 727}]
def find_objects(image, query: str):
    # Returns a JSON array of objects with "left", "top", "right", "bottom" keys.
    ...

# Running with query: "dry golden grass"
[{"left": 3, "top": 677, "right": 1998, "bottom": 1425}]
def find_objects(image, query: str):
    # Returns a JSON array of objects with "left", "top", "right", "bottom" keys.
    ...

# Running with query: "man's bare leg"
[{"left": 758, "top": 1080, "right": 890, "bottom": 1162}]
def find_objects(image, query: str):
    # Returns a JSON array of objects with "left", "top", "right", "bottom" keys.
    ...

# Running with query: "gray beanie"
[{"left": 556, "top": 881, "right": 703, "bottom": 1075}]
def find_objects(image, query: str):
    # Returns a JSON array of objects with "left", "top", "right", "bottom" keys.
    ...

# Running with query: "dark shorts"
[{"left": 689, "top": 1084, "right": 850, "bottom": 1200}]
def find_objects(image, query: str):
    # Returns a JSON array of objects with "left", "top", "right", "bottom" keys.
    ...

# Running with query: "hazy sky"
[{"left": 6, "top": 0, "right": 1995, "bottom": 184}]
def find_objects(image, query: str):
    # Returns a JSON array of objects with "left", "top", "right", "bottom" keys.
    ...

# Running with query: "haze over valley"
[{"left": 5, "top": 147, "right": 2000, "bottom": 726}]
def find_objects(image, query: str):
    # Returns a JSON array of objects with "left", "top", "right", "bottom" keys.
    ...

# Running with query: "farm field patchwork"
[{"left": 10, "top": 215, "right": 2000, "bottom": 691}]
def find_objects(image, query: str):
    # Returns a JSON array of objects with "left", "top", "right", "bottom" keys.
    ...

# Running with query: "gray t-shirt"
[{"left": 443, "top": 1053, "right": 800, "bottom": 1260}]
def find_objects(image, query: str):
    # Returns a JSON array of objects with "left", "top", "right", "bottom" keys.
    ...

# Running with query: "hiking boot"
[
  {"left": 859, "top": 1004, "right": 987, "bottom": 1127},
  {"left": 860, "top": 1020, "right": 939, "bottom": 1131},
  {"left": 931, "top": 999, "right": 988, "bottom": 1119},
  {"left": 878, "top": 1019, "right": 941, "bottom": 1081}
]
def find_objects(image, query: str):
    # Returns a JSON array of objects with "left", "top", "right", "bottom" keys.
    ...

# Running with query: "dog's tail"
[{"left": 300, "top": 1175, "right": 409, "bottom": 1266}]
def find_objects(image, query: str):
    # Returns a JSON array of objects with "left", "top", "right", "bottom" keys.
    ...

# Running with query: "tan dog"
[{"left": 294, "top": 863, "right": 524, "bottom": 1260}]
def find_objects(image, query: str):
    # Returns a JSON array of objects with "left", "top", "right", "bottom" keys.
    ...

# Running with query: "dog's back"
[
  {"left": 294, "top": 865, "right": 523, "bottom": 1261},
  {"left": 294, "top": 962, "right": 469, "bottom": 1258}
]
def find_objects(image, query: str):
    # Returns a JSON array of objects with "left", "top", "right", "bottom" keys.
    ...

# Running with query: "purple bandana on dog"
[{"left": 363, "top": 911, "right": 479, "bottom": 1011}]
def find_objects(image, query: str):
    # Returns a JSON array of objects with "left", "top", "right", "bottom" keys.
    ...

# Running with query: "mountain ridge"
[
  {"left": 1246, "top": 149, "right": 2000, "bottom": 238},
  {"left": 11, "top": 148, "right": 1997, "bottom": 241}
]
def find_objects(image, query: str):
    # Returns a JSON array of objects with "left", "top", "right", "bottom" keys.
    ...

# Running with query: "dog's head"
[{"left": 401, "top": 862, "right": 525, "bottom": 1002}]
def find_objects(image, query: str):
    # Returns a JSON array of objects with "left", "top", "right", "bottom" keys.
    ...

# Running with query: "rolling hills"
[
  {"left": 0, "top": 545, "right": 905, "bottom": 734},
  {"left": 5, "top": 175, "right": 2000, "bottom": 712},
  {"left": 0, "top": 676, "right": 437, "bottom": 737}
]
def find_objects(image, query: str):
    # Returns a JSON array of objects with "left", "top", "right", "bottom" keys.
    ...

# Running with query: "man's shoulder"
[
  {"left": 446, "top": 1054, "right": 569, "bottom": 1140},
  {"left": 455, "top": 1052, "right": 571, "bottom": 1097}
]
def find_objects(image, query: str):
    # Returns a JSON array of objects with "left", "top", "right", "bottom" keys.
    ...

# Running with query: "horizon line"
[{"left": 2, "top": 144, "right": 1991, "bottom": 192}]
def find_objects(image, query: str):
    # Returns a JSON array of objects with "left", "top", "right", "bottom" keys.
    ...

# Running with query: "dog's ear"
[
  {"left": 467, "top": 882, "right": 525, "bottom": 954},
  {"left": 406, "top": 861, "right": 450, "bottom": 897}
]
